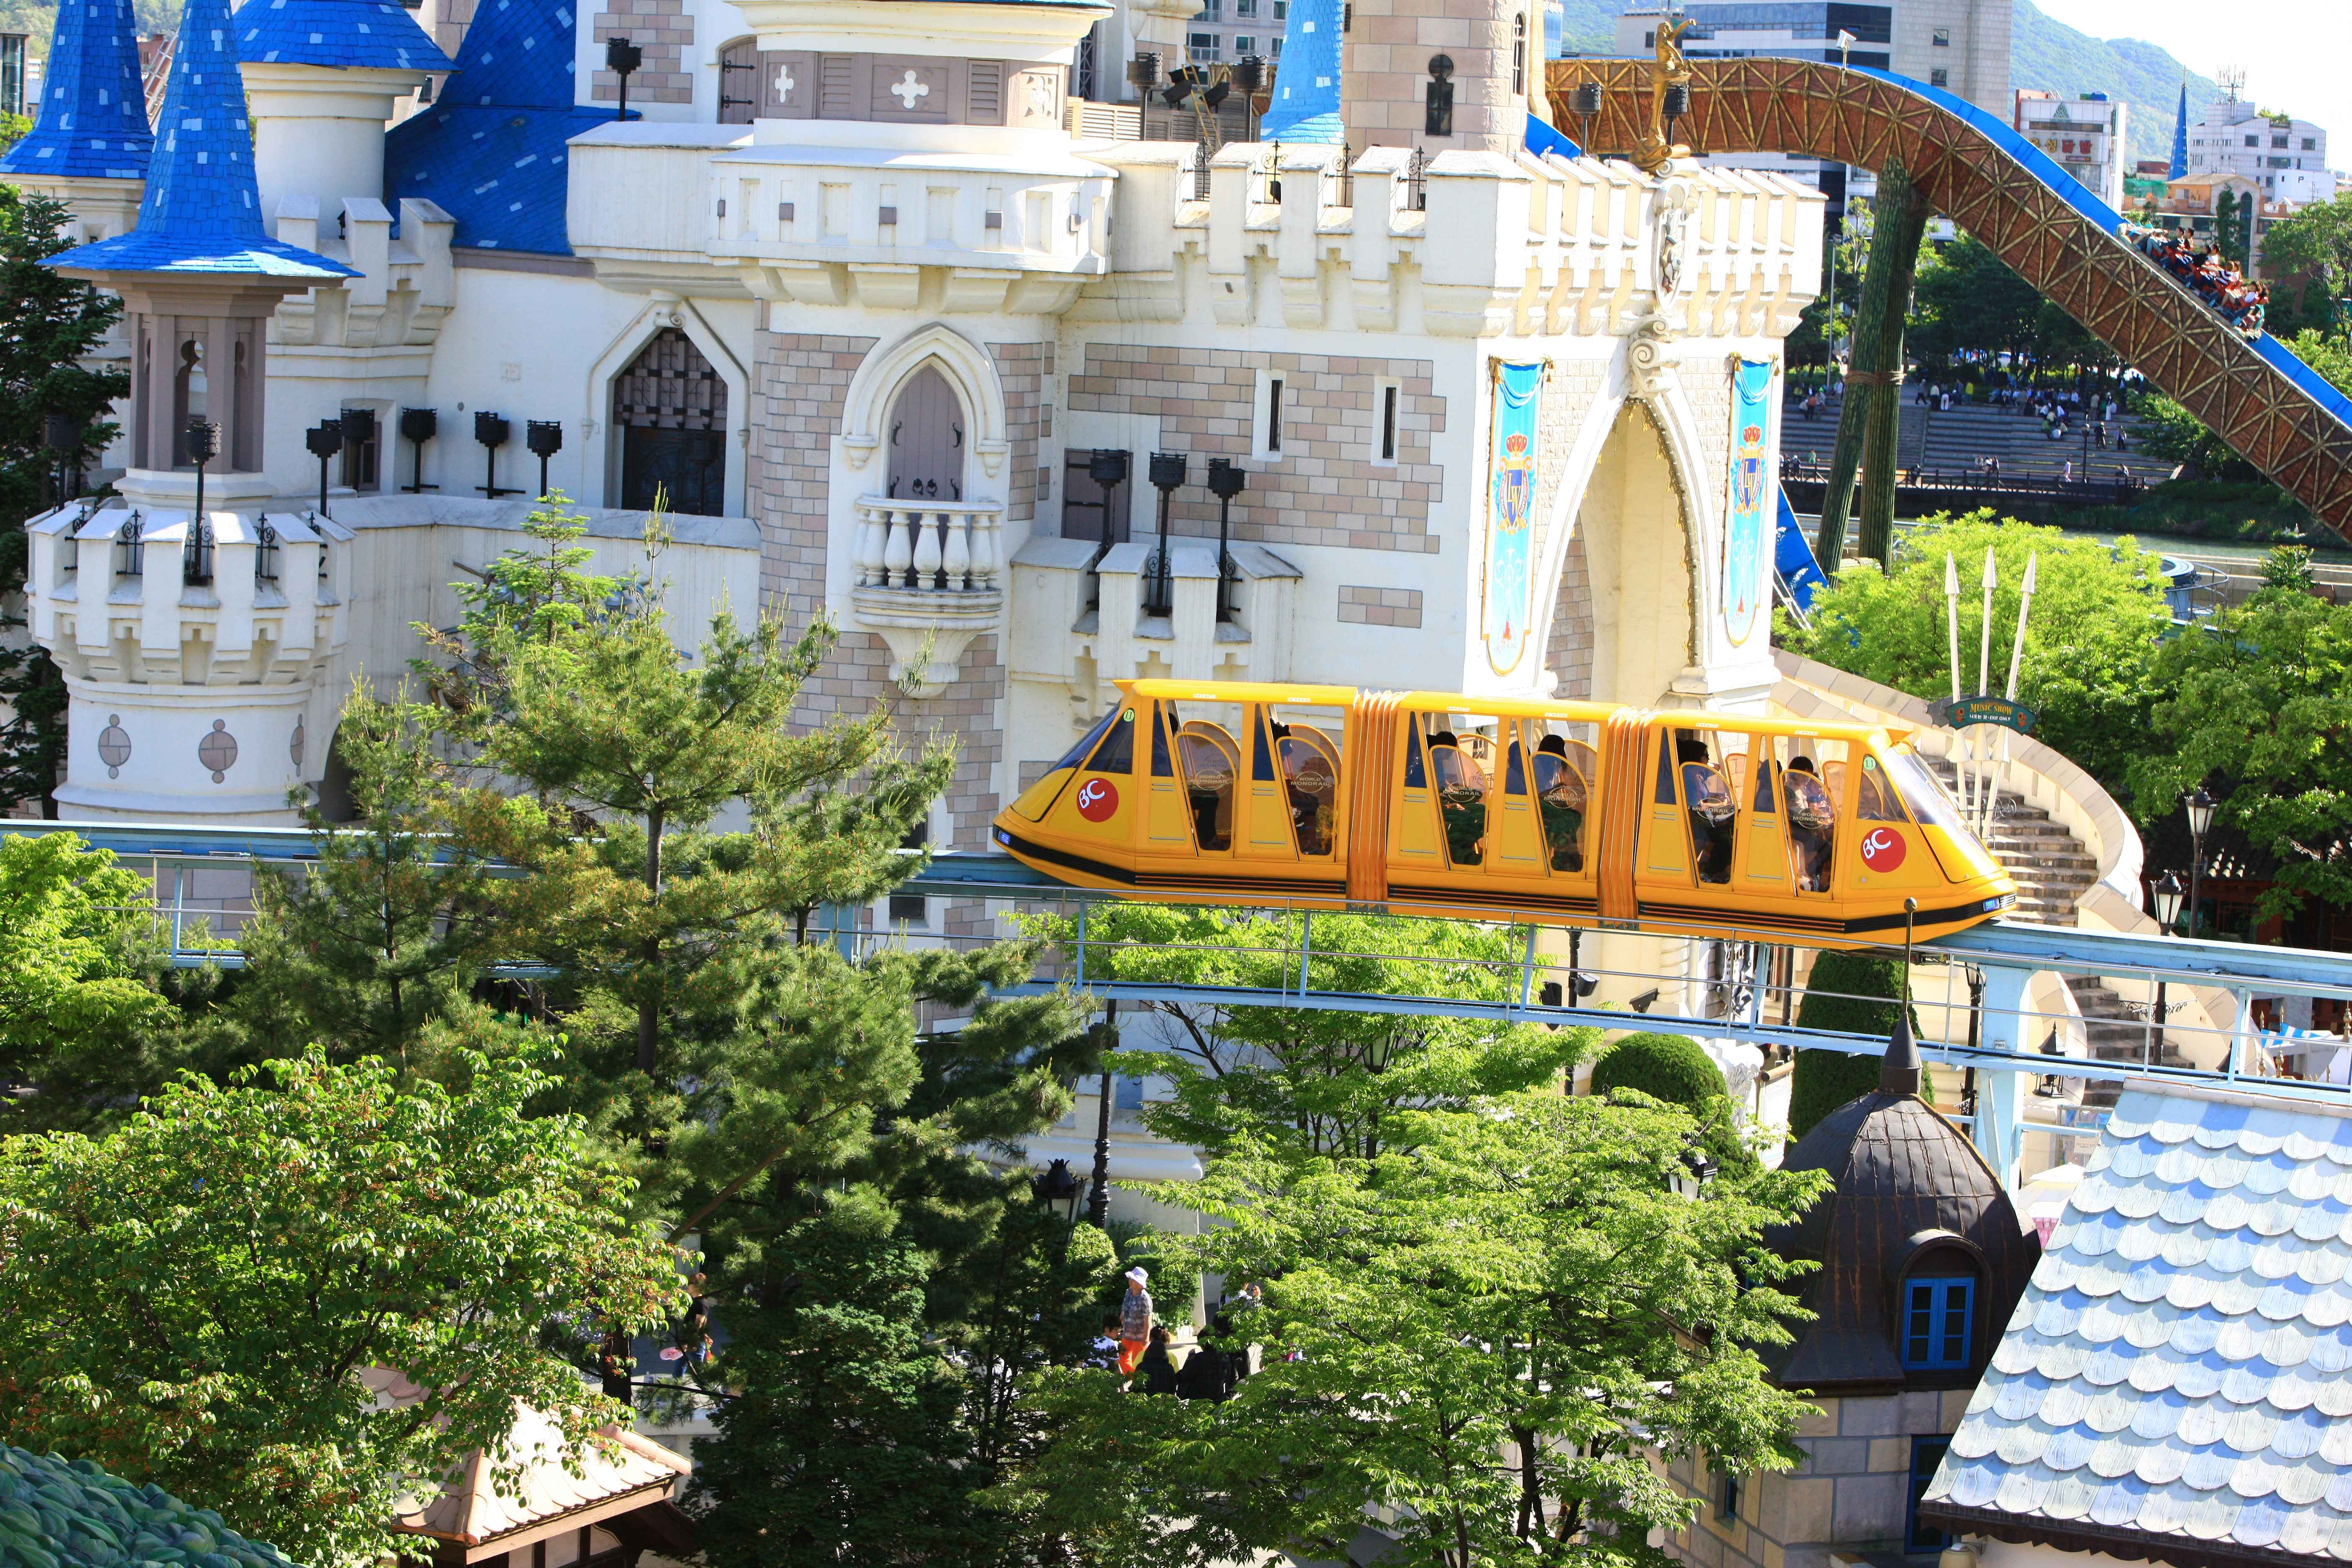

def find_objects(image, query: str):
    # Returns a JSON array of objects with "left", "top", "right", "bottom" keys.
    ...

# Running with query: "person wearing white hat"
[{"left": 1117, "top": 1266, "right": 1154, "bottom": 1377}]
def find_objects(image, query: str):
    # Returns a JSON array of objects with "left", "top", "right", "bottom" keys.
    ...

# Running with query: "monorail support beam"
[{"left": 1971, "top": 961, "right": 2032, "bottom": 1193}]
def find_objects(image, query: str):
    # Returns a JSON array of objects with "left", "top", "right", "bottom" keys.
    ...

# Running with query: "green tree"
[
  {"left": 2128, "top": 584, "right": 2352, "bottom": 921},
  {"left": 0, "top": 1046, "right": 682, "bottom": 1568},
  {"left": 0, "top": 186, "right": 130, "bottom": 817},
  {"left": 223, "top": 683, "right": 541, "bottom": 1075},
  {"left": 0, "top": 830, "right": 172, "bottom": 1129},
  {"left": 1907, "top": 235, "right": 2044, "bottom": 366},
  {"left": 1778, "top": 512, "right": 2172, "bottom": 798},
  {"left": 1589, "top": 1031, "right": 1754, "bottom": 1173},
  {"left": 1006, "top": 1093, "right": 1831, "bottom": 1568},
  {"left": 2251, "top": 191, "right": 2352, "bottom": 335},
  {"left": 1787, "top": 949, "right": 1923, "bottom": 1142}
]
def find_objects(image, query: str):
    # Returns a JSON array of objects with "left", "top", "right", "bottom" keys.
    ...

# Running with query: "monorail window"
[
  {"left": 1429, "top": 722, "right": 1490, "bottom": 867},
  {"left": 1856, "top": 754, "right": 1907, "bottom": 823},
  {"left": 1783, "top": 736, "right": 1844, "bottom": 894},
  {"left": 1089, "top": 707, "right": 1139, "bottom": 775},
  {"left": 1177, "top": 713, "right": 1240, "bottom": 852},
  {"left": 1267, "top": 702, "right": 1344, "bottom": 858},
  {"left": 1526, "top": 717, "right": 1598, "bottom": 874},
  {"left": 1050, "top": 706, "right": 1121, "bottom": 774},
  {"left": 1882, "top": 747, "right": 1966, "bottom": 835},
  {"left": 1675, "top": 729, "right": 1738, "bottom": 886}
]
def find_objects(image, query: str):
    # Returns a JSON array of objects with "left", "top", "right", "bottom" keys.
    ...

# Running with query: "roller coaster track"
[{"left": 1545, "top": 57, "right": 2352, "bottom": 542}]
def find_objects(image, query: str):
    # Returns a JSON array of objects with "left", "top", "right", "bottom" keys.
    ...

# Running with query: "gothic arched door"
[
  {"left": 616, "top": 327, "right": 727, "bottom": 516},
  {"left": 887, "top": 366, "right": 963, "bottom": 502}
]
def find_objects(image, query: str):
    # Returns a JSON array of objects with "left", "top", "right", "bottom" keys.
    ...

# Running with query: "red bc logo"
[
  {"left": 1075, "top": 777, "right": 1120, "bottom": 822},
  {"left": 1859, "top": 827, "right": 1907, "bottom": 872}
]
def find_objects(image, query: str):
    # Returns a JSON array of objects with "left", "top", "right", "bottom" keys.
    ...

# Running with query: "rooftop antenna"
[{"left": 2217, "top": 64, "right": 2246, "bottom": 104}]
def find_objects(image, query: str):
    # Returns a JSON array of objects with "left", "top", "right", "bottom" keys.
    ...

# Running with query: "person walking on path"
[{"left": 1117, "top": 1266, "right": 1154, "bottom": 1376}]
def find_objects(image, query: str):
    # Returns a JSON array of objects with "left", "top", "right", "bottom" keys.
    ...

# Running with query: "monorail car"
[{"left": 991, "top": 680, "right": 2018, "bottom": 945}]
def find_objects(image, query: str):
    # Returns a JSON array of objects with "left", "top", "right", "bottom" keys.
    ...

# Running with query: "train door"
[
  {"left": 1237, "top": 698, "right": 1349, "bottom": 873},
  {"left": 1634, "top": 723, "right": 1787, "bottom": 913},
  {"left": 1524, "top": 714, "right": 1602, "bottom": 886},
  {"left": 1140, "top": 699, "right": 1195, "bottom": 858},
  {"left": 1387, "top": 712, "right": 1448, "bottom": 879},
  {"left": 1167, "top": 696, "right": 1246, "bottom": 861},
  {"left": 1780, "top": 735, "right": 1844, "bottom": 900},
  {"left": 1484, "top": 715, "right": 1604, "bottom": 908}
]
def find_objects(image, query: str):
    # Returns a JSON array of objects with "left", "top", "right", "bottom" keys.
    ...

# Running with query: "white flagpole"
[
  {"left": 1945, "top": 553, "right": 1965, "bottom": 815},
  {"left": 1994, "top": 552, "right": 2037, "bottom": 843},
  {"left": 1976, "top": 548, "right": 1998, "bottom": 835}
]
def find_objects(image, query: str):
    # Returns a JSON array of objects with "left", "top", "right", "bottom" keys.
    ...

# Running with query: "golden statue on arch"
[{"left": 1634, "top": 14, "right": 1694, "bottom": 172}]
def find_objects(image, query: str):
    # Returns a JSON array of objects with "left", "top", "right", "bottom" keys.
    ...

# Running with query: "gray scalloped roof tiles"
[{"left": 1922, "top": 1086, "right": 2352, "bottom": 1563}]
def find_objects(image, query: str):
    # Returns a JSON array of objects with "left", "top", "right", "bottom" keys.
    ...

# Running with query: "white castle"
[{"left": 9, "top": 0, "right": 1822, "bottom": 836}]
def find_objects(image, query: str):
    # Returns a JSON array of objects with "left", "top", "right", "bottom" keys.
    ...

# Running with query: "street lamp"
[
  {"left": 304, "top": 419, "right": 343, "bottom": 517},
  {"left": 399, "top": 407, "right": 439, "bottom": 493},
  {"left": 1206, "top": 457, "right": 1246, "bottom": 623},
  {"left": 183, "top": 418, "right": 218, "bottom": 584},
  {"left": 475, "top": 411, "right": 519, "bottom": 498},
  {"left": 2184, "top": 787, "right": 2215, "bottom": 940},
  {"left": 1085, "top": 449, "right": 1129, "bottom": 609},
  {"left": 605, "top": 35, "right": 642, "bottom": 122},
  {"left": 2148, "top": 869, "right": 2184, "bottom": 1069},
  {"left": 527, "top": 419, "right": 565, "bottom": 500},
  {"left": 1145, "top": 451, "right": 1187, "bottom": 617},
  {"left": 1031, "top": 1157, "right": 1085, "bottom": 1230},
  {"left": 42, "top": 414, "right": 81, "bottom": 505}
]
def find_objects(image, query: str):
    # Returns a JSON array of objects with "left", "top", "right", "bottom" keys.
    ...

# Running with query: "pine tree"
[{"left": 0, "top": 186, "right": 130, "bottom": 816}]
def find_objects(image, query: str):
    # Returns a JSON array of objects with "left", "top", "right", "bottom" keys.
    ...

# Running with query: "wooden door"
[{"left": 887, "top": 366, "right": 963, "bottom": 502}]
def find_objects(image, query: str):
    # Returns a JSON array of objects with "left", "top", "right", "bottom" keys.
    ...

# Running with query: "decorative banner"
[
  {"left": 1482, "top": 361, "right": 1545, "bottom": 676},
  {"left": 1722, "top": 356, "right": 1775, "bottom": 646},
  {"left": 1929, "top": 694, "right": 2040, "bottom": 734}
]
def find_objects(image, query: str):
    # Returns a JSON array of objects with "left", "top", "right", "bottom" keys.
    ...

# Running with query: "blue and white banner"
[
  {"left": 1483, "top": 360, "right": 1544, "bottom": 676},
  {"left": 1723, "top": 356, "right": 1775, "bottom": 646}
]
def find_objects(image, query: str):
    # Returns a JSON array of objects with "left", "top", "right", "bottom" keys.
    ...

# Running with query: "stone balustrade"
[{"left": 847, "top": 495, "right": 1006, "bottom": 697}]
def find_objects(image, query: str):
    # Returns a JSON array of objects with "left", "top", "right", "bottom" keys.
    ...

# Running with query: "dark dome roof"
[{"left": 1764, "top": 1085, "right": 2039, "bottom": 1393}]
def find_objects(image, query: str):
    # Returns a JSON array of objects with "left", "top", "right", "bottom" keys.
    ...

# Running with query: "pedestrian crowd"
[{"left": 1096, "top": 1266, "right": 1266, "bottom": 1402}]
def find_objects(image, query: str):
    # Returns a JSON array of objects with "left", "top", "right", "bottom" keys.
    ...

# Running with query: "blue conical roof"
[
  {"left": 1259, "top": 0, "right": 1341, "bottom": 144},
  {"left": 2168, "top": 82, "right": 2188, "bottom": 180},
  {"left": 45, "top": 0, "right": 356, "bottom": 278},
  {"left": 0, "top": 0, "right": 153, "bottom": 181},
  {"left": 236, "top": 0, "right": 456, "bottom": 74},
  {"left": 380, "top": 0, "right": 613, "bottom": 253}
]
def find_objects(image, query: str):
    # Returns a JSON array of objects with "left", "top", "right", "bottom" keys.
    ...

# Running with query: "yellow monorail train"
[{"left": 991, "top": 680, "right": 2018, "bottom": 945}]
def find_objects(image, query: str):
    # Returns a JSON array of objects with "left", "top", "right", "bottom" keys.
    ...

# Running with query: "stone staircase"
[{"left": 1927, "top": 758, "right": 2181, "bottom": 1106}]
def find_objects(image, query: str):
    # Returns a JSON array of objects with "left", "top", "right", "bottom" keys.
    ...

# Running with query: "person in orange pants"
[{"left": 1117, "top": 1266, "right": 1154, "bottom": 1377}]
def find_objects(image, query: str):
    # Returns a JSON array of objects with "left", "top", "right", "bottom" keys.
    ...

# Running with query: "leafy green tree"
[
  {"left": 1589, "top": 1031, "right": 1753, "bottom": 1173},
  {"left": 0, "top": 186, "right": 130, "bottom": 816},
  {"left": 1006, "top": 1093, "right": 1831, "bottom": 1568},
  {"left": 1908, "top": 235, "right": 2044, "bottom": 366},
  {"left": 1031, "top": 903, "right": 1590, "bottom": 1163},
  {"left": 2128, "top": 584, "right": 2352, "bottom": 921},
  {"left": 1777, "top": 512, "right": 2171, "bottom": 798},
  {"left": 1787, "top": 950, "right": 1924, "bottom": 1141},
  {"left": 0, "top": 1046, "right": 682, "bottom": 1568},
  {"left": 2251, "top": 191, "right": 2352, "bottom": 335},
  {"left": 0, "top": 830, "right": 172, "bottom": 1129}
]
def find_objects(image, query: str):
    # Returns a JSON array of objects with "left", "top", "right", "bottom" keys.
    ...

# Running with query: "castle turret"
[
  {"left": 1342, "top": 0, "right": 1541, "bottom": 155},
  {"left": 0, "top": 0, "right": 155, "bottom": 242},
  {"left": 26, "top": 0, "right": 358, "bottom": 823},
  {"left": 235, "top": 0, "right": 455, "bottom": 217}
]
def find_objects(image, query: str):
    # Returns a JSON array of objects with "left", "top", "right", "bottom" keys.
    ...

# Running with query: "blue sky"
[{"left": 2031, "top": 0, "right": 2352, "bottom": 166}]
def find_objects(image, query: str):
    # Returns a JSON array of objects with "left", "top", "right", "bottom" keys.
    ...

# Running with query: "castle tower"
[
  {"left": 24, "top": 0, "right": 358, "bottom": 823},
  {"left": 1341, "top": 0, "right": 1542, "bottom": 154},
  {"left": 2168, "top": 80, "right": 2188, "bottom": 181},
  {"left": 1258, "top": 0, "right": 1342, "bottom": 142},
  {"left": 235, "top": 0, "right": 455, "bottom": 218},
  {"left": 0, "top": 0, "right": 155, "bottom": 242}
]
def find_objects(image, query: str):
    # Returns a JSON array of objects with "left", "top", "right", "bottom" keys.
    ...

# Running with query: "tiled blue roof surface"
[
  {"left": 45, "top": 0, "right": 355, "bottom": 279},
  {"left": 380, "top": 0, "right": 606, "bottom": 253},
  {"left": 1258, "top": 0, "right": 1340, "bottom": 143},
  {"left": 1922, "top": 1086, "right": 2352, "bottom": 1566},
  {"left": 236, "top": 0, "right": 456, "bottom": 73},
  {"left": 0, "top": 0, "right": 154, "bottom": 181}
]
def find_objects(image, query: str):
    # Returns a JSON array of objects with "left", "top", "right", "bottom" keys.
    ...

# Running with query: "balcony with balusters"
[{"left": 848, "top": 495, "right": 1006, "bottom": 695}]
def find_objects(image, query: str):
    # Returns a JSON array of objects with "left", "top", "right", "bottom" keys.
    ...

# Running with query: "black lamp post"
[
  {"left": 1571, "top": 78, "right": 1601, "bottom": 150},
  {"left": 1206, "top": 456, "right": 1245, "bottom": 623},
  {"left": 304, "top": 419, "right": 343, "bottom": 517},
  {"left": 1087, "top": 1000, "right": 1119, "bottom": 1230},
  {"left": 2184, "top": 787, "right": 2215, "bottom": 941},
  {"left": 605, "top": 35, "right": 642, "bottom": 121},
  {"left": 2148, "top": 870, "right": 2184, "bottom": 1067},
  {"left": 1145, "top": 450, "right": 1186, "bottom": 617},
  {"left": 1030, "top": 1157, "right": 1084, "bottom": 1231},
  {"left": 526, "top": 420, "right": 565, "bottom": 500},
  {"left": 183, "top": 418, "right": 218, "bottom": 583},
  {"left": 42, "top": 414, "right": 80, "bottom": 505},
  {"left": 399, "top": 407, "right": 439, "bottom": 493},
  {"left": 1085, "top": 448, "right": 1129, "bottom": 608},
  {"left": 1231, "top": 54, "right": 1264, "bottom": 139},
  {"left": 475, "top": 412, "right": 518, "bottom": 498}
]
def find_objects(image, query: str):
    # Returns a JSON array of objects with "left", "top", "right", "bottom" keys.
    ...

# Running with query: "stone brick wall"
[
  {"left": 591, "top": 0, "right": 694, "bottom": 104},
  {"left": 1068, "top": 345, "right": 1445, "bottom": 554},
  {"left": 748, "top": 324, "right": 1011, "bottom": 851},
  {"left": 1544, "top": 533, "right": 1592, "bottom": 697},
  {"left": 1336, "top": 585, "right": 1424, "bottom": 627},
  {"left": 990, "top": 340, "right": 1053, "bottom": 523},
  {"left": 1532, "top": 361, "right": 1604, "bottom": 698},
  {"left": 1661, "top": 1390, "right": 1970, "bottom": 1568}
]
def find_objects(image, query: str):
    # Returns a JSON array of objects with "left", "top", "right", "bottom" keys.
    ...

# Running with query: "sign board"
[{"left": 1929, "top": 694, "right": 2039, "bottom": 734}]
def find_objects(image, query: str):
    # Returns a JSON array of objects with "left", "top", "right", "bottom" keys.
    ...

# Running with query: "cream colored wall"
[{"left": 1576, "top": 400, "right": 1694, "bottom": 711}]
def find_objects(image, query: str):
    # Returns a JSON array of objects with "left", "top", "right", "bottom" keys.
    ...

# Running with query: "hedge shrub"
[
  {"left": 1788, "top": 949, "right": 1929, "bottom": 1142},
  {"left": 1590, "top": 1032, "right": 1755, "bottom": 1173}
]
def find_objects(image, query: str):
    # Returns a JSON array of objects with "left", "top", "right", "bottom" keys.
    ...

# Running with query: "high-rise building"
[
  {"left": 1611, "top": 0, "right": 2012, "bottom": 226},
  {"left": 2182, "top": 77, "right": 2334, "bottom": 205},
  {"left": 2014, "top": 90, "right": 2128, "bottom": 211}
]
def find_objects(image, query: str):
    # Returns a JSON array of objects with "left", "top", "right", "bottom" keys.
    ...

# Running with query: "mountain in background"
[{"left": 1555, "top": 0, "right": 2221, "bottom": 169}]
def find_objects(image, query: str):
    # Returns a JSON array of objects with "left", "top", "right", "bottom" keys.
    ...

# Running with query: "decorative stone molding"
[{"left": 838, "top": 323, "right": 1010, "bottom": 476}]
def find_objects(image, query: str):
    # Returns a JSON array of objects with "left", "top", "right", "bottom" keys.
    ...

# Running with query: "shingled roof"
[
  {"left": 1920, "top": 1082, "right": 2352, "bottom": 1568},
  {"left": 0, "top": 1445, "right": 306, "bottom": 1568}
]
